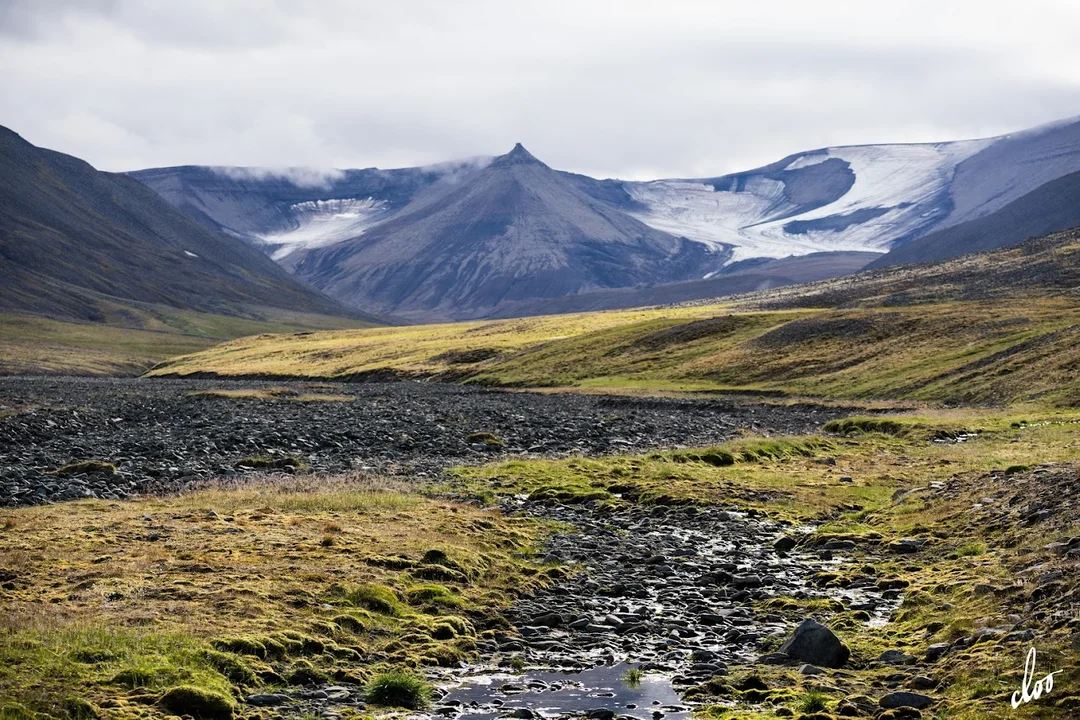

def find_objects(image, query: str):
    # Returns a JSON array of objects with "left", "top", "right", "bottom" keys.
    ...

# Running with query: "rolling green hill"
[{"left": 149, "top": 228, "right": 1080, "bottom": 406}]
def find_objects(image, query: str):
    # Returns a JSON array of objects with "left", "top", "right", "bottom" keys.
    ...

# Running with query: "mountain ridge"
[
  {"left": 0, "top": 125, "right": 373, "bottom": 325},
  {"left": 289, "top": 144, "right": 731, "bottom": 320},
  {"left": 124, "top": 115, "right": 1080, "bottom": 321}
]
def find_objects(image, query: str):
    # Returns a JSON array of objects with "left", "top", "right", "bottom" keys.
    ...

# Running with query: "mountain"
[
  {"left": 289, "top": 144, "right": 730, "bottom": 320},
  {"left": 128, "top": 159, "right": 488, "bottom": 260},
  {"left": 868, "top": 169, "right": 1080, "bottom": 268},
  {"left": 129, "top": 115, "right": 1080, "bottom": 319},
  {"left": 485, "top": 251, "right": 879, "bottom": 318},
  {"left": 0, "top": 125, "right": 367, "bottom": 325},
  {"left": 572, "top": 115, "right": 1080, "bottom": 262}
]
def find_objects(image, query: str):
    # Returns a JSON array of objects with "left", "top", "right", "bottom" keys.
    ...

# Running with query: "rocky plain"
[
  {"left": 0, "top": 377, "right": 843, "bottom": 507},
  {"left": 2, "top": 376, "right": 1077, "bottom": 720}
]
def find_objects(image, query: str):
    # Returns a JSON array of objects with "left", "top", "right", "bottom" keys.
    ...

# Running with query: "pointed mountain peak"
[{"left": 490, "top": 142, "right": 546, "bottom": 168}]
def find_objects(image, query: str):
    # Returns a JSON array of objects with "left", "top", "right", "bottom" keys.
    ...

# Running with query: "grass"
[
  {"left": 0, "top": 473, "right": 555, "bottom": 717},
  {"left": 622, "top": 667, "right": 644, "bottom": 688},
  {"left": 363, "top": 670, "right": 432, "bottom": 709},
  {"left": 141, "top": 231, "right": 1080, "bottom": 405},
  {"left": 451, "top": 408, "right": 1080, "bottom": 719},
  {"left": 145, "top": 296, "right": 1080, "bottom": 406},
  {"left": 187, "top": 387, "right": 353, "bottom": 402},
  {"left": 0, "top": 306, "right": 372, "bottom": 377},
  {"left": 0, "top": 314, "right": 220, "bottom": 376},
  {"left": 51, "top": 460, "right": 117, "bottom": 477},
  {"left": 797, "top": 688, "right": 830, "bottom": 713},
  {"left": 145, "top": 302, "right": 749, "bottom": 380},
  {"left": 452, "top": 436, "right": 892, "bottom": 522}
]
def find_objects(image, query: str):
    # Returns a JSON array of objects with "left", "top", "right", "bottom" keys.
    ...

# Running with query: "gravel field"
[{"left": 0, "top": 377, "right": 847, "bottom": 507}]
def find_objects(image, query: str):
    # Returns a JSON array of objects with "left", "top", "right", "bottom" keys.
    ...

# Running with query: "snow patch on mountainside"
[
  {"left": 627, "top": 139, "right": 993, "bottom": 262},
  {"left": 258, "top": 198, "right": 389, "bottom": 259}
]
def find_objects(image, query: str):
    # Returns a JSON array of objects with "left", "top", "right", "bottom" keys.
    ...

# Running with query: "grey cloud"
[
  {"left": 212, "top": 166, "right": 346, "bottom": 189},
  {"left": 0, "top": 0, "right": 1077, "bottom": 180}
]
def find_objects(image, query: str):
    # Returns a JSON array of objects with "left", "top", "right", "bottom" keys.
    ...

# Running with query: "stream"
[{"left": 405, "top": 500, "right": 897, "bottom": 720}]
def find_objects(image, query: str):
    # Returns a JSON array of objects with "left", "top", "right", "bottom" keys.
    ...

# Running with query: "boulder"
[
  {"left": 924, "top": 642, "right": 950, "bottom": 661},
  {"left": 778, "top": 619, "right": 850, "bottom": 668},
  {"left": 878, "top": 649, "right": 917, "bottom": 665},
  {"left": 879, "top": 691, "right": 936, "bottom": 709},
  {"left": 773, "top": 535, "right": 797, "bottom": 552}
]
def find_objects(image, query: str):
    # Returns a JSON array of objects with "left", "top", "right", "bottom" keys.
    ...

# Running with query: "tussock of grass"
[
  {"left": 796, "top": 688, "right": 830, "bottom": 714},
  {"left": 363, "top": 670, "right": 432, "bottom": 709},
  {"left": 234, "top": 455, "right": 305, "bottom": 471},
  {"left": 622, "top": 667, "right": 644, "bottom": 688},
  {"left": 823, "top": 416, "right": 906, "bottom": 436},
  {"left": 51, "top": 460, "right": 116, "bottom": 477},
  {"left": 955, "top": 541, "right": 986, "bottom": 557},
  {"left": 465, "top": 432, "right": 505, "bottom": 448},
  {"left": 405, "top": 583, "right": 467, "bottom": 609},
  {"left": 347, "top": 584, "right": 405, "bottom": 616}
]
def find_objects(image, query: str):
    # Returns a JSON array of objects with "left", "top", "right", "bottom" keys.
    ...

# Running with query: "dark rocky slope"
[
  {"left": 870, "top": 170, "right": 1080, "bottom": 268},
  {"left": 0, "top": 126, "right": 362, "bottom": 323}
]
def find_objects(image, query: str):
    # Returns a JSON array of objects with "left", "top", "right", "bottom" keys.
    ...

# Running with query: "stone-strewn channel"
[{"left": 272, "top": 502, "right": 896, "bottom": 719}]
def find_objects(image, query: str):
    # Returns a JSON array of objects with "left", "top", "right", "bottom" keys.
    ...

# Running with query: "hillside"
[
  {"left": 131, "top": 117, "right": 1080, "bottom": 317},
  {"left": 0, "top": 126, "right": 367, "bottom": 324},
  {"left": 149, "top": 228, "right": 1080, "bottom": 405},
  {"left": 869, "top": 169, "right": 1080, "bottom": 267}
]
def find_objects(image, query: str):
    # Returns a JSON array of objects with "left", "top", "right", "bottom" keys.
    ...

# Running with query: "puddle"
[{"left": 424, "top": 664, "right": 691, "bottom": 720}]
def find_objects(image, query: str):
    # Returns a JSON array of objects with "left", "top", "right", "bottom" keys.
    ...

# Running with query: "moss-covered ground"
[
  {"left": 146, "top": 298, "right": 1080, "bottom": 407},
  {"left": 4, "top": 405, "right": 1078, "bottom": 718},
  {"left": 0, "top": 475, "right": 556, "bottom": 719},
  {"left": 452, "top": 407, "right": 1080, "bottom": 719}
]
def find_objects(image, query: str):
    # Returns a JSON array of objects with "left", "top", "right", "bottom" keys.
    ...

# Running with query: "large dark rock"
[
  {"left": 879, "top": 691, "right": 935, "bottom": 709},
  {"left": 777, "top": 619, "right": 850, "bottom": 668}
]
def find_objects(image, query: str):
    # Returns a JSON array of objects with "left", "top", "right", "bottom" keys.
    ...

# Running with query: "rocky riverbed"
[
  {"left": 0, "top": 377, "right": 847, "bottom": 507},
  {"left": 1, "top": 377, "right": 908, "bottom": 719},
  {"left": 248, "top": 500, "right": 898, "bottom": 718}
]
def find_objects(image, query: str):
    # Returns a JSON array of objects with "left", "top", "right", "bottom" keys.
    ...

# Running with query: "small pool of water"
[{"left": 428, "top": 664, "right": 691, "bottom": 720}]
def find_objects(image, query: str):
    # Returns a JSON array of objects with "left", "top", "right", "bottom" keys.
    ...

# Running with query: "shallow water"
[{"left": 427, "top": 664, "right": 691, "bottom": 720}]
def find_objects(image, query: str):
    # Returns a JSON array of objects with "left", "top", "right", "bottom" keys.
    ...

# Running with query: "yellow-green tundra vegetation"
[
  {"left": 451, "top": 408, "right": 1080, "bottom": 719},
  {"left": 6, "top": 233, "right": 1079, "bottom": 718},
  {"left": 146, "top": 231, "right": 1080, "bottom": 406},
  {"left": 0, "top": 475, "right": 560, "bottom": 719}
]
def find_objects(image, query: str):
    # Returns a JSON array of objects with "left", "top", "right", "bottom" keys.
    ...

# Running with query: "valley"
[
  {"left": 3, "top": 224, "right": 1080, "bottom": 720},
  {"left": 2, "top": 378, "right": 1078, "bottom": 720},
  {"left": 4, "top": 7, "right": 1080, "bottom": 720},
  {"left": 147, "top": 229, "right": 1080, "bottom": 406}
]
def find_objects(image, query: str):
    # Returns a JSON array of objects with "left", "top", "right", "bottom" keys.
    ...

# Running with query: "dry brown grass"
[{"left": 0, "top": 473, "right": 552, "bottom": 716}]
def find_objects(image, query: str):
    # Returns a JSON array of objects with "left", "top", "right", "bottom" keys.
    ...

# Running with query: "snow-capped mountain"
[
  {"left": 620, "top": 140, "right": 992, "bottom": 262},
  {"left": 129, "top": 158, "right": 490, "bottom": 259},
  {"left": 568, "top": 114, "right": 1080, "bottom": 264},
  {"left": 129, "top": 114, "right": 1080, "bottom": 319},
  {"left": 288, "top": 144, "right": 727, "bottom": 320}
]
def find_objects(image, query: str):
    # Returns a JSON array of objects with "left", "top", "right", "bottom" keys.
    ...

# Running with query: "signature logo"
[{"left": 1011, "top": 647, "right": 1062, "bottom": 709}]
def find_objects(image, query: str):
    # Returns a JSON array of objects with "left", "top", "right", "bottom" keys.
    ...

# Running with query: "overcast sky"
[{"left": 2, "top": 0, "right": 1079, "bottom": 180}]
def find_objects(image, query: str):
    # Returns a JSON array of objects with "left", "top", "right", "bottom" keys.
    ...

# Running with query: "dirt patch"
[
  {"left": 630, "top": 316, "right": 751, "bottom": 350},
  {"left": 430, "top": 348, "right": 504, "bottom": 365},
  {"left": 751, "top": 315, "right": 912, "bottom": 347}
]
